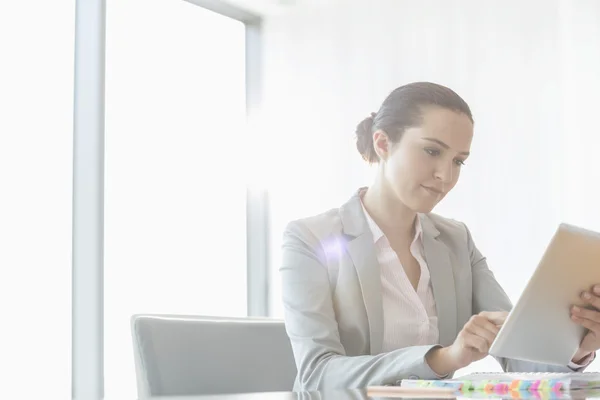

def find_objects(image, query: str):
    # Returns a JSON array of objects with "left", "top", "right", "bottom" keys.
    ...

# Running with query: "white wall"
[{"left": 262, "top": 0, "right": 600, "bottom": 372}]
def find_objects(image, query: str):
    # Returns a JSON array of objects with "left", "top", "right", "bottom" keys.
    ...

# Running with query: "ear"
[{"left": 373, "top": 130, "right": 392, "bottom": 161}]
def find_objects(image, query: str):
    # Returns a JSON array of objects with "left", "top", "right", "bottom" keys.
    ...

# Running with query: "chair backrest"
[{"left": 131, "top": 314, "right": 297, "bottom": 397}]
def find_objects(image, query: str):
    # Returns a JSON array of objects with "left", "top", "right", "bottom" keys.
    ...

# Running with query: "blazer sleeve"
[
  {"left": 280, "top": 221, "right": 444, "bottom": 391},
  {"left": 465, "top": 223, "right": 589, "bottom": 373}
]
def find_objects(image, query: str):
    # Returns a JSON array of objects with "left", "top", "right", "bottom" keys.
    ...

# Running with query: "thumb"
[{"left": 479, "top": 311, "right": 509, "bottom": 326}]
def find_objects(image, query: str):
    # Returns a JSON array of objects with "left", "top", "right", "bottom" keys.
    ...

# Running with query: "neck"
[{"left": 362, "top": 173, "right": 417, "bottom": 239}]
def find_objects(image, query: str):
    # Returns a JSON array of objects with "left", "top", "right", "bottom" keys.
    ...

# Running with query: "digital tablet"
[{"left": 488, "top": 223, "right": 600, "bottom": 365}]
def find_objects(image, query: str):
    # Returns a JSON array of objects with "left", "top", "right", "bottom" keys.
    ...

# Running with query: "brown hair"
[{"left": 355, "top": 82, "right": 473, "bottom": 163}]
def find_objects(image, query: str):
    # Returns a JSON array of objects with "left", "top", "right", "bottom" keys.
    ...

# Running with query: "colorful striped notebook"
[
  {"left": 457, "top": 389, "right": 600, "bottom": 399},
  {"left": 401, "top": 372, "right": 600, "bottom": 393}
]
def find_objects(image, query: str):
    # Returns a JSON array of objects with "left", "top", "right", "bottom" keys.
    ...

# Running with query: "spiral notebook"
[{"left": 400, "top": 372, "right": 600, "bottom": 392}]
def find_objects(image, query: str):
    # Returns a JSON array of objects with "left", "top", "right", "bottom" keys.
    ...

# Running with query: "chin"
[
  {"left": 398, "top": 191, "right": 442, "bottom": 214},
  {"left": 411, "top": 199, "right": 439, "bottom": 214}
]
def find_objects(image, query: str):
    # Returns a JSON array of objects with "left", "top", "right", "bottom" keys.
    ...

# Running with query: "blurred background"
[{"left": 1, "top": 0, "right": 600, "bottom": 397}]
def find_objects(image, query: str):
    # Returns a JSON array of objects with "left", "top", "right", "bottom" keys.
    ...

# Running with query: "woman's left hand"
[{"left": 571, "top": 285, "right": 600, "bottom": 361}]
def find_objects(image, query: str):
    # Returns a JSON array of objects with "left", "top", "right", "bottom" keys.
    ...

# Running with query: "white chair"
[{"left": 131, "top": 314, "right": 297, "bottom": 398}]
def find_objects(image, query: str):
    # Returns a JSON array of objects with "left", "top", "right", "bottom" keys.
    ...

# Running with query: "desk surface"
[{"left": 142, "top": 388, "right": 600, "bottom": 400}]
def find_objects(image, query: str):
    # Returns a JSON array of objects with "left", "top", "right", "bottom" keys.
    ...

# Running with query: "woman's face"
[{"left": 374, "top": 106, "right": 474, "bottom": 213}]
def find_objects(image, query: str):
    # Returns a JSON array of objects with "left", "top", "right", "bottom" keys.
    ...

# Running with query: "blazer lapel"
[
  {"left": 340, "top": 191, "right": 384, "bottom": 355},
  {"left": 420, "top": 214, "right": 458, "bottom": 347}
]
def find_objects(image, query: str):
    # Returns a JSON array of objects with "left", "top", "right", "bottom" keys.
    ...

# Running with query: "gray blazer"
[{"left": 280, "top": 191, "right": 577, "bottom": 391}]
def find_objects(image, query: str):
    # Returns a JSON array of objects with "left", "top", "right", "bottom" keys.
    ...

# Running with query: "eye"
[
  {"left": 454, "top": 159, "right": 466, "bottom": 166},
  {"left": 424, "top": 148, "right": 440, "bottom": 157}
]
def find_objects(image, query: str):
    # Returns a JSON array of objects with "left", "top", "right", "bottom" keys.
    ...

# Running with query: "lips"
[{"left": 421, "top": 185, "right": 444, "bottom": 195}]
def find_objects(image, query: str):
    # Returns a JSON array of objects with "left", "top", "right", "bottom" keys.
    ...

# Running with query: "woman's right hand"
[{"left": 426, "top": 311, "right": 508, "bottom": 376}]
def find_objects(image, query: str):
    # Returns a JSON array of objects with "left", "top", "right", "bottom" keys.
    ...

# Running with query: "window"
[
  {"left": 0, "top": 0, "right": 74, "bottom": 397},
  {"left": 104, "top": 0, "right": 247, "bottom": 397}
]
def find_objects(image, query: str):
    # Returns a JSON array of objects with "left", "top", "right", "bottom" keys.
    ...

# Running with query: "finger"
[
  {"left": 581, "top": 290, "right": 600, "bottom": 311},
  {"left": 572, "top": 314, "right": 600, "bottom": 334},
  {"left": 473, "top": 315, "right": 502, "bottom": 334},
  {"left": 465, "top": 318, "right": 498, "bottom": 345},
  {"left": 479, "top": 311, "right": 509, "bottom": 326},
  {"left": 572, "top": 305, "right": 600, "bottom": 324},
  {"left": 463, "top": 333, "right": 489, "bottom": 353}
]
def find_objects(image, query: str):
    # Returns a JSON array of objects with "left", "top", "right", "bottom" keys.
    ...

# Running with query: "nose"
[{"left": 434, "top": 160, "right": 454, "bottom": 184}]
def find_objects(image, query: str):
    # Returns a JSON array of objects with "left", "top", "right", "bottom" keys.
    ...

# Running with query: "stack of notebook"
[{"left": 400, "top": 372, "right": 600, "bottom": 393}]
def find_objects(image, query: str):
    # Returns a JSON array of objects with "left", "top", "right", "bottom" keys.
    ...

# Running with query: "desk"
[
  {"left": 140, "top": 390, "right": 360, "bottom": 399},
  {"left": 142, "top": 388, "right": 600, "bottom": 400}
]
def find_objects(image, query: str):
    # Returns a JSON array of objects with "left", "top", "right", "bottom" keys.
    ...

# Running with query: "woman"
[{"left": 280, "top": 82, "right": 599, "bottom": 391}]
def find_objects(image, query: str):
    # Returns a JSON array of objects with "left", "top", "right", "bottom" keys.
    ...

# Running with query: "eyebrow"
[{"left": 422, "top": 137, "right": 470, "bottom": 156}]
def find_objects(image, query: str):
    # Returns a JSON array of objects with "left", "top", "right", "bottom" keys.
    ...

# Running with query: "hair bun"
[{"left": 355, "top": 112, "right": 378, "bottom": 163}]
